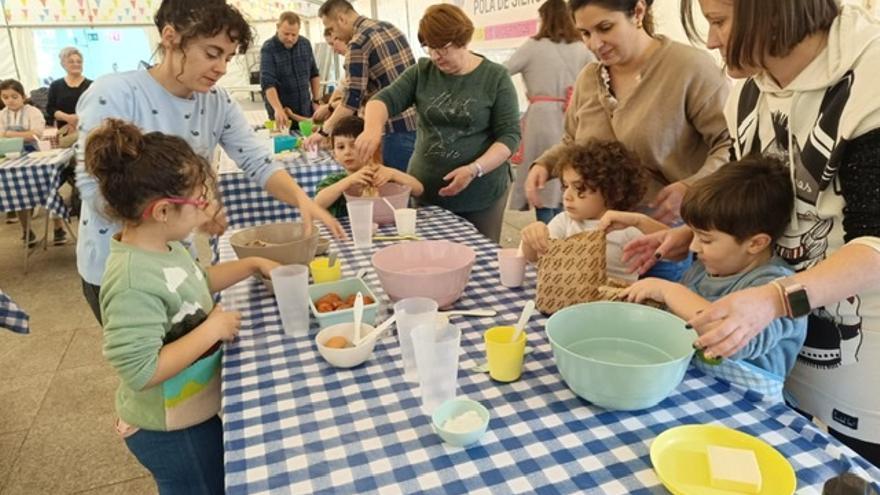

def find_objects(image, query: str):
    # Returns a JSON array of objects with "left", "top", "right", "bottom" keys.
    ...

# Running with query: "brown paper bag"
[{"left": 536, "top": 230, "right": 607, "bottom": 314}]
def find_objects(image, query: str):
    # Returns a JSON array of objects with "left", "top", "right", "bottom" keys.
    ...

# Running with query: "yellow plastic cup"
[
  {"left": 265, "top": 120, "right": 276, "bottom": 131},
  {"left": 309, "top": 257, "right": 342, "bottom": 283},
  {"left": 485, "top": 326, "right": 526, "bottom": 382}
]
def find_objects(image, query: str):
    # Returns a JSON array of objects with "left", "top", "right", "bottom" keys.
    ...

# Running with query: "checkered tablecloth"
[
  {"left": 0, "top": 149, "right": 74, "bottom": 218},
  {"left": 218, "top": 207, "right": 880, "bottom": 494},
  {"left": 0, "top": 290, "right": 29, "bottom": 335},
  {"left": 218, "top": 151, "right": 343, "bottom": 230}
]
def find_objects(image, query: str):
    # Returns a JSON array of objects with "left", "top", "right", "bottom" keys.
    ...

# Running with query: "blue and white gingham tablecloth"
[
  {"left": 218, "top": 151, "right": 343, "bottom": 230},
  {"left": 0, "top": 149, "right": 74, "bottom": 218},
  {"left": 219, "top": 207, "right": 880, "bottom": 494},
  {"left": 0, "top": 290, "right": 29, "bottom": 335}
]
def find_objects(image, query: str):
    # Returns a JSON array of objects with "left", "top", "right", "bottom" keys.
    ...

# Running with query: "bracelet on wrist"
[
  {"left": 770, "top": 281, "right": 791, "bottom": 318},
  {"left": 472, "top": 161, "right": 485, "bottom": 178}
]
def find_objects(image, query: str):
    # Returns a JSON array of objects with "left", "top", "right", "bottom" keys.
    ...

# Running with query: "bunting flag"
[{"left": 3, "top": 0, "right": 319, "bottom": 25}]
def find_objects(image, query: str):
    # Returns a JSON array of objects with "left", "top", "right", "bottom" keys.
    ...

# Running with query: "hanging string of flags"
[{"left": 2, "top": 0, "right": 319, "bottom": 25}]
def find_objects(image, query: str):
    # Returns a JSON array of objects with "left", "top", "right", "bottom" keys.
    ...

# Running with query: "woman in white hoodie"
[{"left": 626, "top": 0, "right": 880, "bottom": 465}]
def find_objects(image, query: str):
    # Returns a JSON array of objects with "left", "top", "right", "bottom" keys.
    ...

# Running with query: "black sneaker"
[{"left": 53, "top": 227, "right": 67, "bottom": 246}]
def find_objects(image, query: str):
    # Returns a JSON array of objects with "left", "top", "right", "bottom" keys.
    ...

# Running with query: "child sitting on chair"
[
  {"left": 315, "top": 116, "right": 423, "bottom": 218},
  {"left": 615, "top": 156, "right": 807, "bottom": 397},
  {"left": 520, "top": 140, "right": 647, "bottom": 282}
]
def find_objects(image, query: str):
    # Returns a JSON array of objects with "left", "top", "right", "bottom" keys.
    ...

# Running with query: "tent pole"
[{"left": 0, "top": 0, "right": 21, "bottom": 80}]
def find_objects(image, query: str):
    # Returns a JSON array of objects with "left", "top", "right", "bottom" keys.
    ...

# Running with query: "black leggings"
[
  {"left": 829, "top": 428, "right": 880, "bottom": 468},
  {"left": 81, "top": 278, "right": 102, "bottom": 325},
  {"left": 793, "top": 405, "right": 880, "bottom": 468}
]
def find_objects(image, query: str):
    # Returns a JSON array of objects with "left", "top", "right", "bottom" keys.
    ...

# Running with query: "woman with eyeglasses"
[
  {"left": 354, "top": 3, "right": 520, "bottom": 242},
  {"left": 523, "top": 0, "right": 730, "bottom": 280}
]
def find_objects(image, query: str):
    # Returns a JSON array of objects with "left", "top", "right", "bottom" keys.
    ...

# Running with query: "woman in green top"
[{"left": 354, "top": 3, "right": 520, "bottom": 242}]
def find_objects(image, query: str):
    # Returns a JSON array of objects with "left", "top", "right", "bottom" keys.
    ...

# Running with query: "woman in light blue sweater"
[{"left": 76, "top": 0, "right": 343, "bottom": 322}]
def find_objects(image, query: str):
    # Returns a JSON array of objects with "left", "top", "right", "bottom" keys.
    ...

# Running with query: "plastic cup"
[
  {"left": 265, "top": 120, "right": 276, "bottom": 131},
  {"left": 394, "top": 208, "right": 417, "bottom": 236},
  {"left": 270, "top": 265, "right": 310, "bottom": 337},
  {"left": 412, "top": 322, "right": 461, "bottom": 414},
  {"left": 309, "top": 257, "right": 342, "bottom": 283},
  {"left": 298, "top": 119, "right": 314, "bottom": 137},
  {"left": 347, "top": 201, "right": 374, "bottom": 249},
  {"left": 498, "top": 248, "right": 527, "bottom": 287},
  {"left": 485, "top": 326, "right": 527, "bottom": 382},
  {"left": 393, "top": 297, "right": 438, "bottom": 383}
]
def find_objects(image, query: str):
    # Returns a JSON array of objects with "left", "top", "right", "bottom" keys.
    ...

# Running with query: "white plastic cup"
[
  {"left": 270, "top": 265, "right": 310, "bottom": 336},
  {"left": 412, "top": 322, "right": 462, "bottom": 414},
  {"left": 394, "top": 208, "right": 417, "bottom": 236},
  {"left": 347, "top": 200, "right": 374, "bottom": 249},
  {"left": 393, "top": 297, "right": 438, "bottom": 383},
  {"left": 498, "top": 248, "right": 527, "bottom": 287},
  {"left": 305, "top": 145, "right": 319, "bottom": 161}
]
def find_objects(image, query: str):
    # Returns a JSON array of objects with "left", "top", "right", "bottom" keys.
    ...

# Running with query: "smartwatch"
[{"left": 775, "top": 278, "right": 811, "bottom": 318}]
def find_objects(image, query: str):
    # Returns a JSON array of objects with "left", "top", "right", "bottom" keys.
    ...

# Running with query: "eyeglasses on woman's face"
[{"left": 422, "top": 41, "right": 453, "bottom": 58}]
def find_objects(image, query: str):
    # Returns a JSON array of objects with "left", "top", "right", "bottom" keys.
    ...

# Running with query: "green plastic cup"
[{"left": 298, "top": 119, "right": 314, "bottom": 137}]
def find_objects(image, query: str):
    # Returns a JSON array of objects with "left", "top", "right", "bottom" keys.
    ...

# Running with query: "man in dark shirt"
[{"left": 260, "top": 11, "right": 321, "bottom": 130}]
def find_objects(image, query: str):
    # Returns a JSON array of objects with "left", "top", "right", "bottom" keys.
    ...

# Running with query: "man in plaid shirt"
[
  {"left": 310, "top": 0, "right": 417, "bottom": 173},
  {"left": 260, "top": 11, "right": 321, "bottom": 130}
]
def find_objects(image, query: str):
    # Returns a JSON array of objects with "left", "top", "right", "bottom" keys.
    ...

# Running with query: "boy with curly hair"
[{"left": 520, "top": 139, "right": 646, "bottom": 281}]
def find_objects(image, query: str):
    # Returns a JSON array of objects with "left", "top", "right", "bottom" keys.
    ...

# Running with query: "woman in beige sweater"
[{"left": 525, "top": 0, "right": 730, "bottom": 230}]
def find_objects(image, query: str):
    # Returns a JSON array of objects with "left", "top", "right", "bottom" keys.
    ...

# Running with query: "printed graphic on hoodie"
[{"left": 732, "top": 73, "right": 863, "bottom": 371}]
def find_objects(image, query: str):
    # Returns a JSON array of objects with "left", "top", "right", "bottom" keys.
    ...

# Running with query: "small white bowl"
[{"left": 315, "top": 322, "right": 378, "bottom": 368}]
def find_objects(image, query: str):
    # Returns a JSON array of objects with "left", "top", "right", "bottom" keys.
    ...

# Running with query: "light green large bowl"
[{"left": 546, "top": 302, "right": 697, "bottom": 411}]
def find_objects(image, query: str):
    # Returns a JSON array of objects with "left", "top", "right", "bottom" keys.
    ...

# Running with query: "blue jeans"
[
  {"left": 535, "top": 207, "right": 562, "bottom": 224},
  {"left": 124, "top": 416, "right": 224, "bottom": 495},
  {"left": 382, "top": 130, "right": 416, "bottom": 173},
  {"left": 643, "top": 255, "right": 693, "bottom": 282}
]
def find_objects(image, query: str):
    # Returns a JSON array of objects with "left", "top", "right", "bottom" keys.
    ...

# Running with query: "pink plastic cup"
[{"left": 498, "top": 248, "right": 527, "bottom": 288}]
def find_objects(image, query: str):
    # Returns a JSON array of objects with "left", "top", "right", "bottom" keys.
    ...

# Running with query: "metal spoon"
[{"left": 438, "top": 309, "right": 497, "bottom": 318}]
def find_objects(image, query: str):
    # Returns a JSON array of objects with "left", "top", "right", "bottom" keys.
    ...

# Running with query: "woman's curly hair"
[{"left": 553, "top": 140, "right": 647, "bottom": 211}]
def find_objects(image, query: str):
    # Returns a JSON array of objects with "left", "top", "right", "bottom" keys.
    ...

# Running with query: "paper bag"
[{"left": 536, "top": 230, "right": 607, "bottom": 314}]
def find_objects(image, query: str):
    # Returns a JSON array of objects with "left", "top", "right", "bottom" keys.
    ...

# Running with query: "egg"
[{"left": 324, "top": 336, "right": 350, "bottom": 349}]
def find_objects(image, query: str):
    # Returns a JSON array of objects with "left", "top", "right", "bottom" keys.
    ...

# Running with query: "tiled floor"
[{"left": 0, "top": 207, "right": 535, "bottom": 494}]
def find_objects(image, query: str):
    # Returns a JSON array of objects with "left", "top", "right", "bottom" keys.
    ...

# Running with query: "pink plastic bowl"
[
  {"left": 343, "top": 182, "right": 411, "bottom": 225},
  {"left": 371, "top": 240, "right": 475, "bottom": 308}
]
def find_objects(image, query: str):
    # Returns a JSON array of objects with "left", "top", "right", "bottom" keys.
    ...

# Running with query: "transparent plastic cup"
[
  {"left": 271, "top": 265, "right": 310, "bottom": 337},
  {"left": 393, "top": 297, "right": 438, "bottom": 382},
  {"left": 347, "top": 201, "right": 374, "bottom": 249},
  {"left": 412, "top": 322, "right": 462, "bottom": 414},
  {"left": 394, "top": 208, "right": 417, "bottom": 236}
]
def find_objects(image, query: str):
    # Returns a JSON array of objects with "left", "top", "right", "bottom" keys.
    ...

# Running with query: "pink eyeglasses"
[{"left": 141, "top": 196, "right": 210, "bottom": 219}]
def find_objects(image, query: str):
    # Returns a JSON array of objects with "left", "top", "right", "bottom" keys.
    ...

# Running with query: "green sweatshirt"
[
  {"left": 374, "top": 56, "right": 520, "bottom": 213},
  {"left": 100, "top": 238, "right": 220, "bottom": 431}
]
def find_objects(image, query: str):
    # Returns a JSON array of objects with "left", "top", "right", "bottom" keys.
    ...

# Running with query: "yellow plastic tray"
[{"left": 650, "top": 424, "right": 796, "bottom": 494}]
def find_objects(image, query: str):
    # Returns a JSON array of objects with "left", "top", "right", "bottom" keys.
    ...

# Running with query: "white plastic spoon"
[
  {"left": 382, "top": 197, "right": 396, "bottom": 213},
  {"left": 355, "top": 267, "right": 368, "bottom": 279},
  {"left": 355, "top": 314, "right": 397, "bottom": 347},
  {"left": 327, "top": 251, "right": 337, "bottom": 268},
  {"left": 510, "top": 300, "right": 535, "bottom": 343},
  {"left": 353, "top": 292, "right": 364, "bottom": 345}
]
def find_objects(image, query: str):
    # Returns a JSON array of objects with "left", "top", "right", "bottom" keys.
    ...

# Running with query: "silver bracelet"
[{"left": 472, "top": 161, "right": 485, "bottom": 178}]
